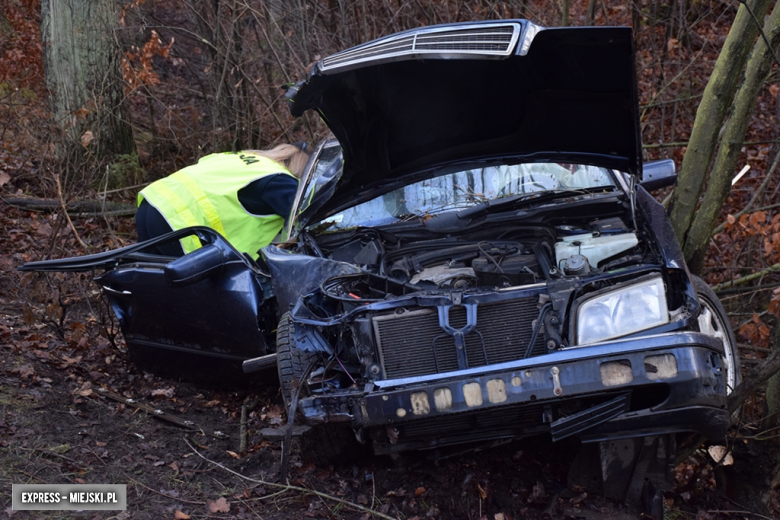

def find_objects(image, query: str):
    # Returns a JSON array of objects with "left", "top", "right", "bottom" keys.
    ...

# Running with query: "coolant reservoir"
[{"left": 555, "top": 232, "right": 639, "bottom": 269}]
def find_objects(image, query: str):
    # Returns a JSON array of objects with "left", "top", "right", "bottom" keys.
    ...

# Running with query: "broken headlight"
[{"left": 575, "top": 275, "right": 669, "bottom": 345}]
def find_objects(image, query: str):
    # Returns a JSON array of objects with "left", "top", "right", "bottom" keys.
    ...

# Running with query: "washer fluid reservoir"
[{"left": 555, "top": 232, "right": 639, "bottom": 269}]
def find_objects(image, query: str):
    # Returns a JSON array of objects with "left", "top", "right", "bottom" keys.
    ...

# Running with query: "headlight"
[{"left": 576, "top": 276, "right": 668, "bottom": 344}]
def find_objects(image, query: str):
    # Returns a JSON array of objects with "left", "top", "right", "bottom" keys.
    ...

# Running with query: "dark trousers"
[{"left": 135, "top": 199, "right": 185, "bottom": 256}]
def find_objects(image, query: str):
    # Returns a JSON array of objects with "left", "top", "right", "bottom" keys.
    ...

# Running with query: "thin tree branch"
[{"left": 183, "top": 437, "right": 397, "bottom": 520}]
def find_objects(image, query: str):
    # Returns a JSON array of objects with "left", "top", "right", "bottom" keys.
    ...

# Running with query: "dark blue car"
[{"left": 22, "top": 20, "right": 739, "bottom": 517}]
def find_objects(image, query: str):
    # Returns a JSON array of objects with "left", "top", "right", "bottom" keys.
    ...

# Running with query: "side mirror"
[
  {"left": 164, "top": 245, "right": 224, "bottom": 287},
  {"left": 641, "top": 159, "right": 677, "bottom": 191}
]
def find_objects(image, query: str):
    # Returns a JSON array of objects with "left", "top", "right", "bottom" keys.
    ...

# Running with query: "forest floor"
[{"left": 1, "top": 204, "right": 779, "bottom": 520}]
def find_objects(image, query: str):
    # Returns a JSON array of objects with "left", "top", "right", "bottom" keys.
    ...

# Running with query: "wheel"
[
  {"left": 276, "top": 313, "right": 362, "bottom": 466},
  {"left": 692, "top": 275, "right": 741, "bottom": 394},
  {"left": 276, "top": 312, "right": 319, "bottom": 410}
]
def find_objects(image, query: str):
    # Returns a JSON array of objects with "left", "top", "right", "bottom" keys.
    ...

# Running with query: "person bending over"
[{"left": 135, "top": 143, "right": 309, "bottom": 258}]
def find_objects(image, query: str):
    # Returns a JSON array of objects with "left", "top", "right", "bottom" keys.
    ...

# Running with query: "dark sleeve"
[{"left": 237, "top": 174, "right": 299, "bottom": 218}]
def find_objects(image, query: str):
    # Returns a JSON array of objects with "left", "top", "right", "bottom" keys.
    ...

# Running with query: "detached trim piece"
[{"left": 320, "top": 23, "right": 522, "bottom": 73}]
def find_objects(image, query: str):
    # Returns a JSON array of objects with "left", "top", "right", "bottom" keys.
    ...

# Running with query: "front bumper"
[{"left": 297, "top": 332, "right": 730, "bottom": 446}]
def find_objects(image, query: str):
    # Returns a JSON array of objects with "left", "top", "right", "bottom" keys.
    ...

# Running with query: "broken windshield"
[{"left": 312, "top": 162, "right": 616, "bottom": 231}]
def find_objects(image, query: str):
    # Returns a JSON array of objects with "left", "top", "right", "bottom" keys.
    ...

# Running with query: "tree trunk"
[
  {"left": 41, "top": 0, "right": 135, "bottom": 188},
  {"left": 667, "top": 0, "right": 771, "bottom": 248},
  {"left": 683, "top": 1, "right": 780, "bottom": 272},
  {"left": 561, "top": 0, "right": 570, "bottom": 26},
  {"left": 587, "top": 0, "right": 597, "bottom": 26},
  {"left": 0, "top": 6, "right": 14, "bottom": 37}
]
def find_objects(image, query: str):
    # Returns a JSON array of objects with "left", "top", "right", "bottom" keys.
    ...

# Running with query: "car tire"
[
  {"left": 276, "top": 312, "right": 318, "bottom": 409},
  {"left": 692, "top": 275, "right": 741, "bottom": 394},
  {"left": 276, "top": 312, "right": 362, "bottom": 466}
]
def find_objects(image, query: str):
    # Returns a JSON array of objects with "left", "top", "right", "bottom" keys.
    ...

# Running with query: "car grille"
[
  {"left": 373, "top": 297, "right": 545, "bottom": 380},
  {"left": 321, "top": 24, "right": 520, "bottom": 72}
]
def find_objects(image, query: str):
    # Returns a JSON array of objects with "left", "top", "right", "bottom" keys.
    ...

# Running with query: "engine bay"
[{"left": 312, "top": 215, "right": 649, "bottom": 299}]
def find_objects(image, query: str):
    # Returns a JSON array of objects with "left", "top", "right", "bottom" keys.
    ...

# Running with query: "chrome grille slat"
[
  {"left": 321, "top": 23, "right": 521, "bottom": 72},
  {"left": 374, "top": 298, "right": 544, "bottom": 380}
]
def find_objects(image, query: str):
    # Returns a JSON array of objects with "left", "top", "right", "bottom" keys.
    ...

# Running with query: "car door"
[{"left": 21, "top": 227, "right": 273, "bottom": 377}]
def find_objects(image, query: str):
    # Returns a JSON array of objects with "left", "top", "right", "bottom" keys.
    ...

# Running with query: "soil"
[{"left": 1, "top": 204, "right": 777, "bottom": 520}]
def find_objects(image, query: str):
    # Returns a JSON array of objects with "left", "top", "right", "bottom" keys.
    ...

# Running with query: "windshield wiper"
[
  {"left": 457, "top": 187, "right": 616, "bottom": 220},
  {"left": 422, "top": 188, "right": 618, "bottom": 234}
]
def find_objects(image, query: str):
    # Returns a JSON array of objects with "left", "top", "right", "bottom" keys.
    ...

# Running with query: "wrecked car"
[
  {"left": 264, "top": 20, "right": 740, "bottom": 512},
  {"left": 19, "top": 19, "right": 739, "bottom": 514}
]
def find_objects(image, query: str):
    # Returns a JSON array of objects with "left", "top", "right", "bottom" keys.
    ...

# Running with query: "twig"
[
  {"left": 121, "top": 470, "right": 204, "bottom": 505},
  {"left": 706, "top": 511, "right": 773, "bottom": 520},
  {"left": 738, "top": 343, "right": 772, "bottom": 354},
  {"left": 53, "top": 171, "right": 87, "bottom": 249},
  {"left": 239, "top": 395, "right": 259, "bottom": 453},
  {"left": 96, "top": 388, "right": 225, "bottom": 438},
  {"left": 717, "top": 281, "right": 780, "bottom": 296},
  {"left": 16, "top": 469, "right": 49, "bottom": 484},
  {"left": 18, "top": 447, "right": 84, "bottom": 467},
  {"left": 183, "top": 437, "right": 396, "bottom": 520},
  {"left": 98, "top": 181, "right": 151, "bottom": 196},
  {"left": 710, "top": 263, "right": 780, "bottom": 292},
  {"left": 639, "top": 30, "right": 713, "bottom": 124}
]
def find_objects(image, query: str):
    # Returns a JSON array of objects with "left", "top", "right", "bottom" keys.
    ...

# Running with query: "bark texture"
[
  {"left": 683, "top": 1, "right": 780, "bottom": 271},
  {"left": 41, "top": 0, "right": 135, "bottom": 183},
  {"left": 667, "top": 0, "right": 771, "bottom": 248}
]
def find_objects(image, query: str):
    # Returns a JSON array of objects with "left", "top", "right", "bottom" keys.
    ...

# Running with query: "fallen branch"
[
  {"left": 18, "top": 447, "right": 84, "bottom": 468},
  {"left": 183, "top": 437, "right": 396, "bottom": 520},
  {"left": 121, "top": 470, "right": 204, "bottom": 505},
  {"left": 96, "top": 388, "right": 226, "bottom": 439},
  {"left": 239, "top": 395, "right": 259, "bottom": 453},
  {"left": 54, "top": 174, "right": 87, "bottom": 249},
  {"left": 4, "top": 196, "right": 136, "bottom": 216},
  {"left": 710, "top": 263, "right": 780, "bottom": 292}
]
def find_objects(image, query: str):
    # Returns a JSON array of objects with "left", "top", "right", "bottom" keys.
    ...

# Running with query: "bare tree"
[
  {"left": 682, "top": 1, "right": 780, "bottom": 272},
  {"left": 667, "top": 0, "right": 772, "bottom": 262}
]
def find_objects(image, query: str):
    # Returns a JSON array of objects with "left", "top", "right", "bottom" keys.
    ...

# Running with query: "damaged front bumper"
[{"left": 297, "top": 332, "right": 730, "bottom": 451}]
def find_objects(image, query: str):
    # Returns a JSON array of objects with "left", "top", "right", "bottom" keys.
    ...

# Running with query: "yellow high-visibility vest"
[{"left": 138, "top": 152, "right": 297, "bottom": 258}]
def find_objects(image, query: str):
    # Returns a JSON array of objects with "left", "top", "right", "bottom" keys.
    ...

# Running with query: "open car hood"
[{"left": 286, "top": 21, "right": 641, "bottom": 218}]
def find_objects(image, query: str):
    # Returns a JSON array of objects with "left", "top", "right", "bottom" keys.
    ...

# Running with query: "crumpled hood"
[{"left": 287, "top": 21, "right": 640, "bottom": 218}]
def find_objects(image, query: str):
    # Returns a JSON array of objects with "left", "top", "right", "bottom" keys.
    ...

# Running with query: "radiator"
[{"left": 373, "top": 297, "right": 544, "bottom": 380}]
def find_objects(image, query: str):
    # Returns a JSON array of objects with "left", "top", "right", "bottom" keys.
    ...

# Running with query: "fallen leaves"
[
  {"left": 13, "top": 363, "right": 35, "bottom": 379},
  {"left": 59, "top": 354, "right": 83, "bottom": 368},
  {"left": 207, "top": 496, "right": 230, "bottom": 514},
  {"left": 151, "top": 387, "right": 175, "bottom": 398},
  {"left": 708, "top": 445, "right": 735, "bottom": 466},
  {"left": 174, "top": 511, "right": 190, "bottom": 520},
  {"left": 80, "top": 130, "right": 94, "bottom": 147},
  {"left": 74, "top": 381, "right": 93, "bottom": 397}
]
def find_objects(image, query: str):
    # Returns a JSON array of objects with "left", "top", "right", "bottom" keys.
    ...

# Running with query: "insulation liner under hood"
[{"left": 286, "top": 21, "right": 641, "bottom": 219}]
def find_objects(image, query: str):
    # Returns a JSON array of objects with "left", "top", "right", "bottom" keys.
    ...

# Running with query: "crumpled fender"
[{"left": 261, "top": 245, "right": 362, "bottom": 314}]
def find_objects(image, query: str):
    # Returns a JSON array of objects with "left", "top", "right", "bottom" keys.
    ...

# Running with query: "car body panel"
[
  {"left": 20, "top": 227, "right": 277, "bottom": 378},
  {"left": 271, "top": 19, "right": 736, "bottom": 465},
  {"left": 286, "top": 23, "right": 641, "bottom": 219}
]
